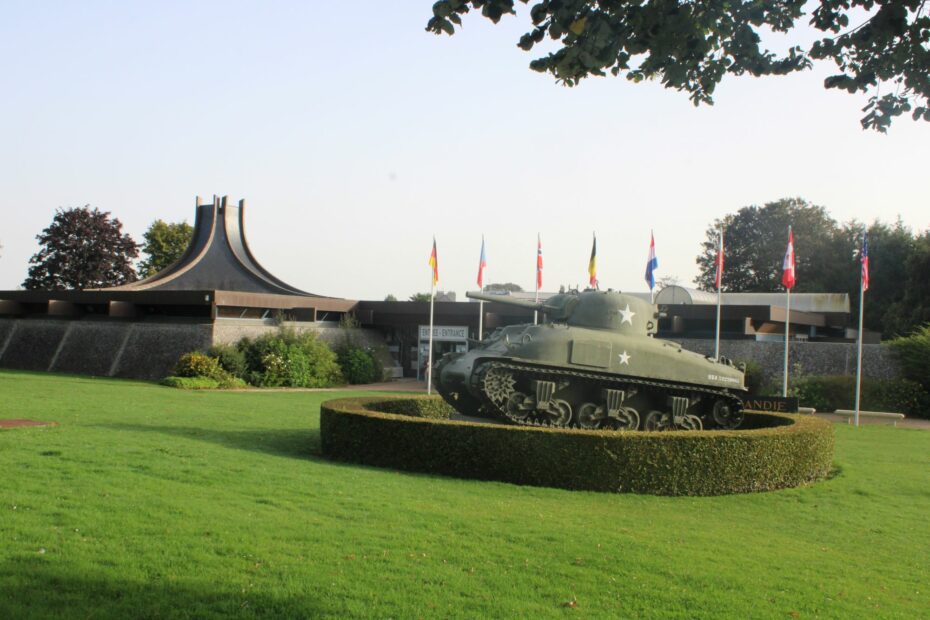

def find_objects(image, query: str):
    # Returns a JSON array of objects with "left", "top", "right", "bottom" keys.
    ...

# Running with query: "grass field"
[{"left": 1, "top": 370, "right": 928, "bottom": 619}]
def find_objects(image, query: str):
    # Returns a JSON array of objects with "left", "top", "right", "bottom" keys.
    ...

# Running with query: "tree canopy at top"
[
  {"left": 23, "top": 206, "right": 138, "bottom": 290},
  {"left": 427, "top": 1, "right": 930, "bottom": 131},
  {"left": 139, "top": 219, "right": 193, "bottom": 279}
]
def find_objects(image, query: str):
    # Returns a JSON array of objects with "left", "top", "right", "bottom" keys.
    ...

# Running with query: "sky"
[{"left": 1, "top": 2, "right": 928, "bottom": 300}]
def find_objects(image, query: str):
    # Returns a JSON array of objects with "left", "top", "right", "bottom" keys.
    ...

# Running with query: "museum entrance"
[{"left": 417, "top": 324, "right": 469, "bottom": 381}]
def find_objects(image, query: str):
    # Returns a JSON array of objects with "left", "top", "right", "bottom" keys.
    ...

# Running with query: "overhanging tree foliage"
[
  {"left": 23, "top": 206, "right": 139, "bottom": 290},
  {"left": 427, "top": 1, "right": 930, "bottom": 131},
  {"left": 139, "top": 219, "right": 193, "bottom": 278}
]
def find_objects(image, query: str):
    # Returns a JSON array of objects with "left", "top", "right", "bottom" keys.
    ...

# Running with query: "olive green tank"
[{"left": 433, "top": 289, "right": 745, "bottom": 431}]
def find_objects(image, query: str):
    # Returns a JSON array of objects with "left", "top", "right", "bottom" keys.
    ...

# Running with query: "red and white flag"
[
  {"left": 782, "top": 227, "right": 796, "bottom": 290},
  {"left": 536, "top": 234, "right": 543, "bottom": 290},
  {"left": 714, "top": 230, "right": 724, "bottom": 290}
]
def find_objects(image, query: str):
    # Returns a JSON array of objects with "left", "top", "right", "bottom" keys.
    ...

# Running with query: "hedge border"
[{"left": 320, "top": 396, "right": 835, "bottom": 496}]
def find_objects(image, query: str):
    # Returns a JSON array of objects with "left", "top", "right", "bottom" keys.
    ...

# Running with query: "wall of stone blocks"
[
  {"left": 676, "top": 338, "right": 901, "bottom": 385},
  {"left": 0, "top": 318, "right": 212, "bottom": 381},
  {"left": 0, "top": 318, "right": 388, "bottom": 381}
]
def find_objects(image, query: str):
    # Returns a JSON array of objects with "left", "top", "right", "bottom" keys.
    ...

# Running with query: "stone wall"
[
  {"left": 0, "top": 318, "right": 213, "bottom": 381},
  {"left": 0, "top": 318, "right": 388, "bottom": 381},
  {"left": 677, "top": 338, "right": 901, "bottom": 385}
]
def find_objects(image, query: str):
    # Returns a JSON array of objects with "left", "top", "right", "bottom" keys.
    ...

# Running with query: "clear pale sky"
[{"left": 1, "top": 2, "right": 927, "bottom": 300}]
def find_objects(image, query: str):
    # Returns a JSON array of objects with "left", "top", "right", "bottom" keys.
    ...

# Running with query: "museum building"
[{"left": 0, "top": 196, "right": 866, "bottom": 381}]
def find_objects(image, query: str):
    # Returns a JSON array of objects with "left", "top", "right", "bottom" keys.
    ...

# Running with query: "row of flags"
[
  {"left": 431, "top": 228, "right": 872, "bottom": 295},
  {"left": 429, "top": 233, "right": 663, "bottom": 292}
]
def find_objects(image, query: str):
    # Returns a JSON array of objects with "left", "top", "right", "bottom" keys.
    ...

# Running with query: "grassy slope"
[{"left": 0, "top": 371, "right": 927, "bottom": 619}]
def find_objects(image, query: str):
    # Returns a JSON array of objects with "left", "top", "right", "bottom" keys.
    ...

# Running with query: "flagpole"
[
  {"left": 427, "top": 268, "right": 435, "bottom": 395},
  {"left": 854, "top": 278, "right": 865, "bottom": 427},
  {"left": 478, "top": 299, "right": 484, "bottom": 341},
  {"left": 426, "top": 237, "right": 437, "bottom": 395},
  {"left": 783, "top": 287, "right": 791, "bottom": 397},
  {"left": 478, "top": 235, "right": 485, "bottom": 341},
  {"left": 534, "top": 233, "right": 540, "bottom": 325},
  {"left": 714, "top": 228, "right": 723, "bottom": 361}
]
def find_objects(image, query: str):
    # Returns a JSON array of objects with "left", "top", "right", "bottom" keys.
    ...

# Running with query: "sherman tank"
[{"left": 433, "top": 289, "right": 745, "bottom": 431}]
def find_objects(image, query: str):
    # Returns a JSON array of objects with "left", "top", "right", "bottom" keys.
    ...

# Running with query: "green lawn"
[{"left": 1, "top": 371, "right": 927, "bottom": 619}]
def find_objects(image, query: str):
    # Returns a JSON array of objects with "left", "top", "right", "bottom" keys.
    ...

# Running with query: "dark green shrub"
[
  {"left": 208, "top": 343, "right": 247, "bottom": 379},
  {"left": 888, "top": 324, "right": 930, "bottom": 393},
  {"left": 794, "top": 375, "right": 928, "bottom": 417},
  {"left": 320, "top": 396, "right": 834, "bottom": 496},
  {"left": 174, "top": 352, "right": 224, "bottom": 380},
  {"left": 239, "top": 328, "right": 343, "bottom": 388},
  {"left": 161, "top": 376, "right": 221, "bottom": 390},
  {"left": 737, "top": 360, "right": 765, "bottom": 396},
  {"left": 338, "top": 347, "right": 383, "bottom": 384}
]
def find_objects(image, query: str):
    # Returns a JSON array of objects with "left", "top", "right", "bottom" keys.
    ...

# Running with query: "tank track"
[{"left": 471, "top": 360, "right": 743, "bottom": 431}]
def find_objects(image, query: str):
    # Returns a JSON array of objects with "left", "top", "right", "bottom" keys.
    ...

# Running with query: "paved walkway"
[{"left": 814, "top": 412, "right": 930, "bottom": 430}]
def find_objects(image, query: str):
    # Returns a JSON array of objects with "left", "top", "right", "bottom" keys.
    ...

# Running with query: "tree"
[
  {"left": 883, "top": 229, "right": 930, "bottom": 335},
  {"left": 844, "top": 218, "right": 914, "bottom": 336},
  {"left": 696, "top": 201, "right": 930, "bottom": 336},
  {"left": 23, "top": 206, "right": 138, "bottom": 290},
  {"left": 656, "top": 275, "right": 681, "bottom": 290},
  {"left": 427, "top": 1, "right": 930, "bottom": 131},
  {"left": 384, "top": 294, "right": 398, "bottom": 301},
  {"left": 695, "top": 198, "right": 850, "bottom": 294},
  {"left": 409, "top": 292, "right": 433, "bottom": 302},
  {"left": 138, "top": 219, "right": 193, "bottom": 278},
  {"left": 484, "top": 282, "right": 524, "bottom": 292}
]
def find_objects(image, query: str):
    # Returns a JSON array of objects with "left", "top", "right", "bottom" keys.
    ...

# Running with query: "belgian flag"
[
  {"left": 428, "top": 238, "right": 438, "bottom": 286},
  {"left": 588, "top": 234, "right": 597, "bottom": 287}
]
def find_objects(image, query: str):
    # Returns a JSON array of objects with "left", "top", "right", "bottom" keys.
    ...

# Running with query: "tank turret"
[{"left": 435, "top": 289, "right": 745, "bottom": 431}]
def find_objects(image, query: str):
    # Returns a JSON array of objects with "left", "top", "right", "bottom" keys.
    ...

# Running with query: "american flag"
[
  {"left": 536, "top": 234, "right": 543, "bottom": 290},
  {"left": 861, "top": 231, "right": 870, "bottom": 292}
]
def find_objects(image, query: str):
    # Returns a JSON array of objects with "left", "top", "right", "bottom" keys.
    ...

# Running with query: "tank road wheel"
[
  {"left": 678, "top": 414, "right": 703, "bottom": 431},
  {"left": 546, "top": 399, "right": 572, "bottom": 427},
  {"left": 644, "top": 410, "right": 671, "bottom": 431},
  {"left": 506, "top": 392, "right": 533, "bottom": 421},
  {"left": 711, "top": 399, "right": 744, "bottom": 429},
  {"left": 616, "top": 406, "right": 640, "bottom": 431},
  {"left": 577, "top": 403, "right": 605, "bottom": 429}
]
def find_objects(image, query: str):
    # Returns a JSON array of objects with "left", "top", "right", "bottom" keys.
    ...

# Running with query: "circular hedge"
[{"left": 320, "top": 396, "right": 835, "bottom": 496}]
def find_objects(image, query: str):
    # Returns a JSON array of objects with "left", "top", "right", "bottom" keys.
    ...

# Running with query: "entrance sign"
[
  {"left": 419, "top": 325, "right": 468, "bottom": 341},
  {"left": 417, "top": 325, "right": 469, "bottom": 380}
]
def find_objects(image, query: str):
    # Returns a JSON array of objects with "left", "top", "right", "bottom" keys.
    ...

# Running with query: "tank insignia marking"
[
  {"left": 618, "top": 304, "right": 636, "bottom": 325},
  {"left": 618, "top": 351, "right": 631, "bottom": 365}
]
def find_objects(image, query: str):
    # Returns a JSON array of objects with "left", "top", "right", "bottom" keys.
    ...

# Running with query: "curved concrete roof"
[{"left": 101, "top": 196, "right": 324, "bottom": 297}]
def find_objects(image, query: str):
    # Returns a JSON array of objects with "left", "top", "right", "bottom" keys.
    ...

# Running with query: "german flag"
[{"left": 429, "top": 238, "right": 439, "bottom": 286}]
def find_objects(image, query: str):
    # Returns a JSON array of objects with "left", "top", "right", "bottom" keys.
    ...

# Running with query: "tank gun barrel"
[{"left": 466, "top": 291, "right": 544, "bottom": 310}]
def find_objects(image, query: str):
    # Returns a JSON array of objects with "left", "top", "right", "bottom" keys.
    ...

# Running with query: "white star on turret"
[
  {"left": 618, "top": 351, "right": 631, "bottom": 365},
  {"left": 618, "top": 304, "right": 635, "bottom": 325}
]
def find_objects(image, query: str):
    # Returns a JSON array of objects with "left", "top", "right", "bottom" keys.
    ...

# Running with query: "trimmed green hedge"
[
  {"left": 320, "top": 396, "right": 835, "bottom": 496},
  {"left": 794, "top": 375, "right": 928, "bottom": 418},
  {"left": 161, "top": 376, "right": 221, "bottom": 390},
  {"left": 367, "top": 396, "right": 455, "bottom": 419}
]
